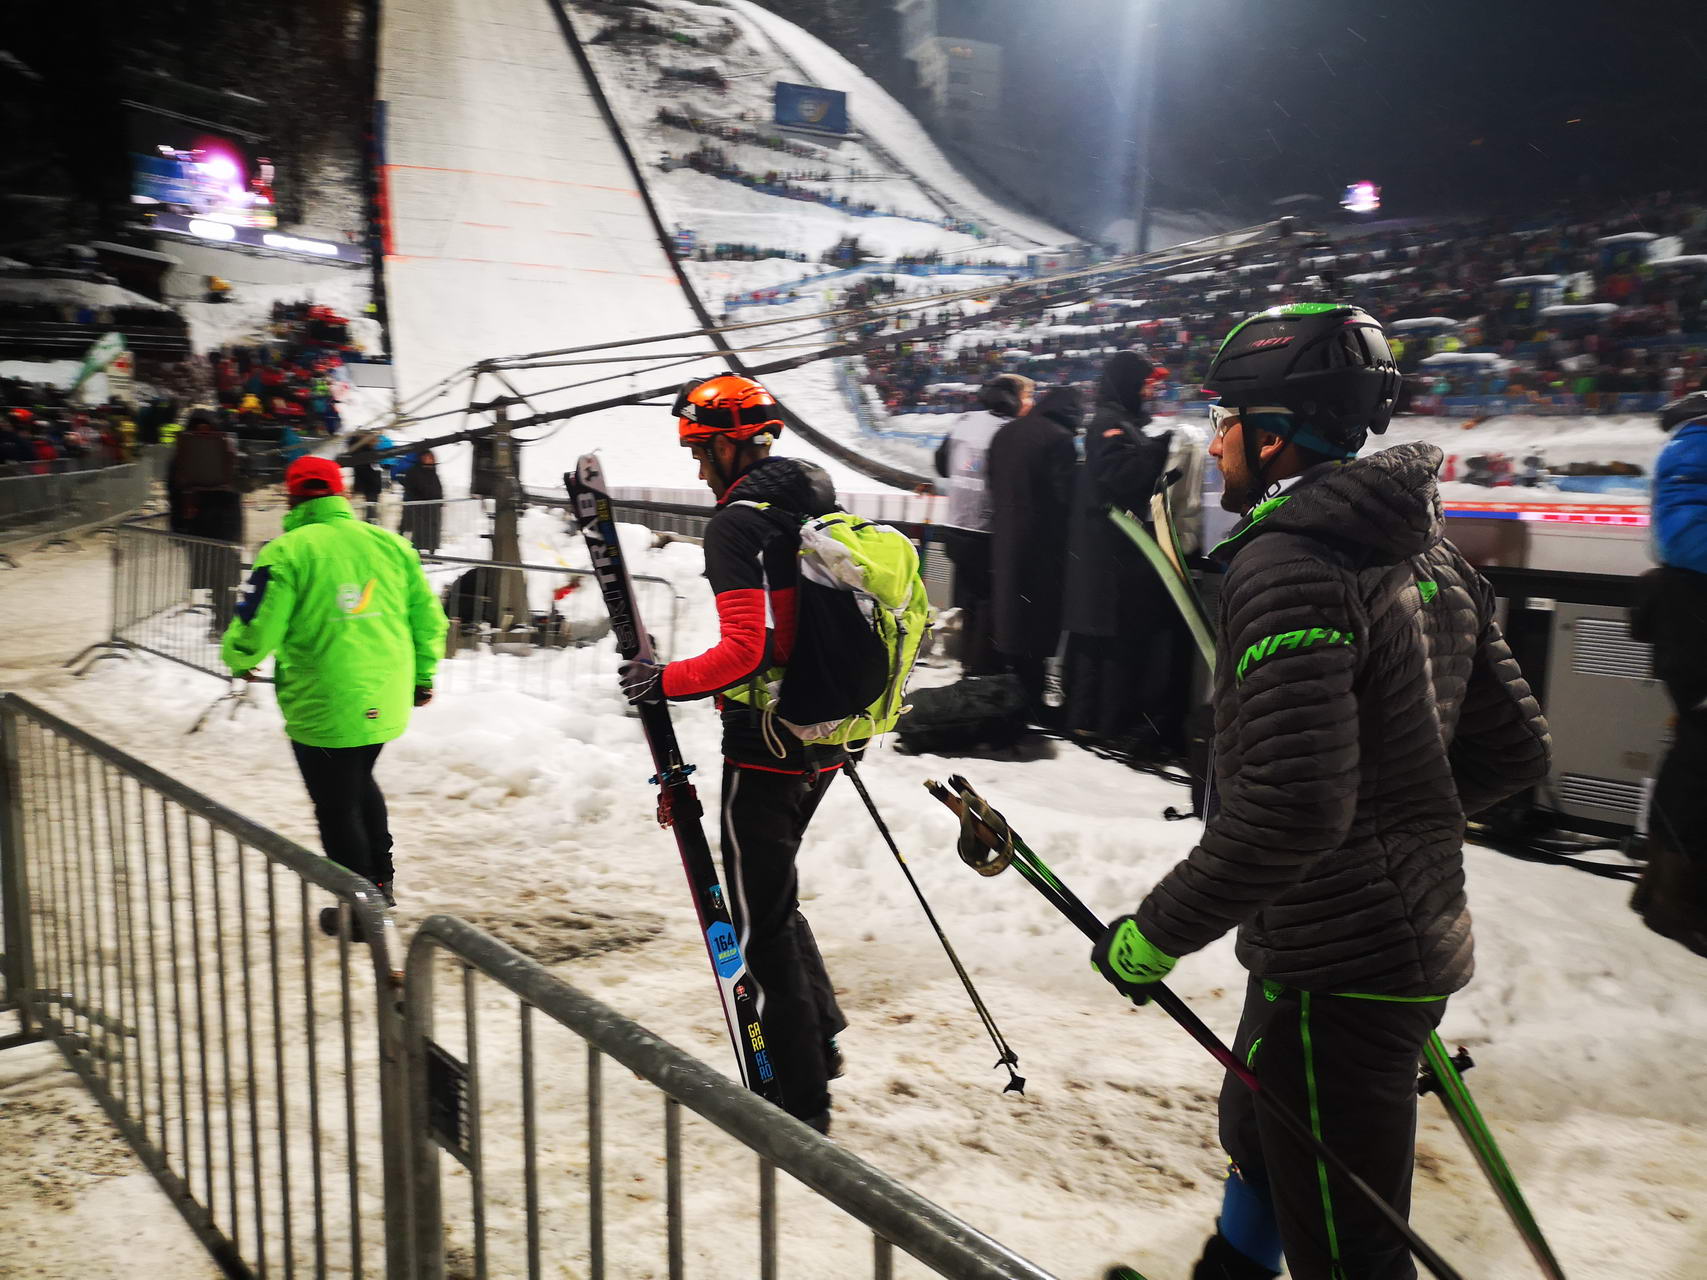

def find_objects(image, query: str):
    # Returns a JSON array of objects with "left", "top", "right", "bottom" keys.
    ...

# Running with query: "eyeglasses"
[{"left": 1209, "top": 404, "right": 1294, "bottom": 438}]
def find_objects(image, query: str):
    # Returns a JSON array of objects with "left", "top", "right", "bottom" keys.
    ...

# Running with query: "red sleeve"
[
  {"left": 660, "top": 504, "right": 775, "bottom": 700},
  {"left": 769, "top": 586, "right": 797, "bottom": 665}
]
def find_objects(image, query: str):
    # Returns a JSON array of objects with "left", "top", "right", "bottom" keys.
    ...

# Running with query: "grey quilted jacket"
[{"left": 1136, "top": 442, "right": 1551, "bottom": 996}]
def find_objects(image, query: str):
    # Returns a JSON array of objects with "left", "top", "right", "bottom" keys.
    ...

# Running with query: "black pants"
[
  {"left": 1220, "top": 977, "right": 1445, "bottom": 1280},
  {"left": 720, "top": 762, "right": 846, "bottom": 1122},
  {"left": 292, "top": 742, "right": 394, "bottom": 888},
  {"left": 942, "top": 529, "right": 1002, "bottom": 676}
]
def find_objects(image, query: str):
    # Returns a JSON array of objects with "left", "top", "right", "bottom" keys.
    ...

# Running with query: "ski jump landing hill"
[{"left": 376, "top": 0, "right": 1083, "bottom": 496}]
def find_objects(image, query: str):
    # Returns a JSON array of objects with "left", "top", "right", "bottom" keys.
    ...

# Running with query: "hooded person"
[
  {"left": 1062, "top": 350, "right": 1181, "bottom": 749},
  {"left": 933, "top": 372, "right": 1035, "bottom": 675},
  {"left": 987, "top": 384, "right": 1082, "bottom": 719},
  {"left": 1090, "top": 305, "right": 1551, "bottom": 1280},
  {"left": 399, "top": 450, "right": 446, "bottom": 554}
]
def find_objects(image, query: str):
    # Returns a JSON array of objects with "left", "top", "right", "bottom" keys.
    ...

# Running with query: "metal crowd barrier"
[
  {"left": 0, "top": 450, "right": 165, "bottom": 566},
  {"left": 404, "top": 915, "right": 1056, "bottom": 1280},
  {"left": 422, "top": 551, "right": 682, "bottom": 698},
  {"left": 75, "top": 521, "right": 254, "bottom": 681},
  {"left": 0, "top": 692, "right": 411, "bottom": 1278},
  {"left": 597, "top": 492, "right": 958, "bottom": 613},
  {"left": 78, "top": 523, "right": 683, "bottom": 698},
  {"left": 242, "top": 495, "right": 490, "bottom": 558}
]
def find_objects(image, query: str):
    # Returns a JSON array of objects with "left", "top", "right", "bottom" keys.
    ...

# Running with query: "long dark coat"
[
  {"left": 988, "top": 387, "right": 1080, "bottom": 658},
  {"left": 399, "top": 460, "right": 444, "bottom": 553},
  {"left": 1062, "top": 352, "right": 1174, "bottom": 637}
]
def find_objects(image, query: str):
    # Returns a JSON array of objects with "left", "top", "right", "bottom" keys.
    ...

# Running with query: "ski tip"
[{"left": 1104, "top": 1268, "right": 1150, "bottom": 1280}]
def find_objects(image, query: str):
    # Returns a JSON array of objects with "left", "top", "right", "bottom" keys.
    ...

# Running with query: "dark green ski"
[{"left": 1109, "top": 472, "right": 1567, "bottom": 1279}]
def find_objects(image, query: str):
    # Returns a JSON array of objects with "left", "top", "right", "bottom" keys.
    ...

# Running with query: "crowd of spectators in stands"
[
  {"left": 682, "top": 241, "right": 813, "bottom": 264},
  {"left": 0, "top": 378, "right": 154, "bottom": 475},
  {"left": 661, "top": 142, "right": 989, "bottom": 237},
  {"left": 655, "top": 107, "right": 831, "bottom": 162},
  {"left": 848, "top": 193, "right": 1707, "bottom": 419}
]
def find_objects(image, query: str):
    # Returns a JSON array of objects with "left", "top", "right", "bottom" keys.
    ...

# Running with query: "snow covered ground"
[{"left": 4, "top": 500, "right": 1706, "bottom": 1279}]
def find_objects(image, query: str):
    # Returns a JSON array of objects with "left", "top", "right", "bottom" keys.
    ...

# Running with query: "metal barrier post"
[
  {"left": 0, "top": 692, "right": 412, "bottom": 1280},
  {"left": 404, "top": 916, "right": 1058, "bottom": 1280},
  {"left": 405, "top": 946, "right": 445, "bottom": 1280},
  {"left": 0, "top": 708, "right": 41, "bottom": 1049}
]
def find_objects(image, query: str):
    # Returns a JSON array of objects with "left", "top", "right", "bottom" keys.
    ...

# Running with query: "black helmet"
[
  {"left": 1659, "top": 391, "right": 1707, "bottom": 433},
  {"left": 1204, "top": 303, "right": 1399, "bottom": 458}
]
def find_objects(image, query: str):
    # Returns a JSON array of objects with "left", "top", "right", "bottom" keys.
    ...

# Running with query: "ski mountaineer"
[
  {"left": 222, "top": 455, "right": 448, "bottom": 937},
  {"left": 1088, "top": 305, "right": 1552, "bottom": 1280},
  {"left": 616, "top": 374, "right": 852, "bottom": 1133}
]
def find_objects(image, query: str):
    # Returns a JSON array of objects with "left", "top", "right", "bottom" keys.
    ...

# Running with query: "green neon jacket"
[{"left": 221, "top": 496, "right": 448, "bottom": 748}]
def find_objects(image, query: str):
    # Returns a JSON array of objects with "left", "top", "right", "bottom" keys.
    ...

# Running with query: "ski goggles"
[{"left": 1209, "top": 404, "right": 1295, "bottom": 438}]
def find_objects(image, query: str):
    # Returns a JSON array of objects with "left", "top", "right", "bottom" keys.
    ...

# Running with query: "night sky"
[{"left": 935, "top": 0, "right": 1707, "bottom": 234}]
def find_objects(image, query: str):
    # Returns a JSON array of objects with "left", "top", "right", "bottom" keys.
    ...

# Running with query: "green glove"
[{"left": 1091, "top": 915, "right": 1177, "bottom": 1005}]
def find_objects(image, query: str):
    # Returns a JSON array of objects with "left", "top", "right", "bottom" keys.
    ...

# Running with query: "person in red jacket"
[{"left": 616, "top": 374, "right": 850, "bottom": 1133}]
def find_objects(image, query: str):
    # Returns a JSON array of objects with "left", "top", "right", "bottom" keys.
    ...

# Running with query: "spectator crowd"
[{"left": 849, "top": 192, "right": 1707, "bottom": 420}]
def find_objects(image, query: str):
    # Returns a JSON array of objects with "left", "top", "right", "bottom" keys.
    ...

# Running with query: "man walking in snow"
[
  {"left": 615, "top": 374, "right": 850, "bottom": 1133},
  {"left": 223, "top": 455, "right": 448, "bottom": 936},
  {"left": 1089, "top": 306, "right": 1551, "bottom": 1280}
]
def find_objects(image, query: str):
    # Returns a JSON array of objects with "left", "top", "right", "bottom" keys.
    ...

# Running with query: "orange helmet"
[{"left": 674, "top": 375, "right": 784, "bottom": 445}]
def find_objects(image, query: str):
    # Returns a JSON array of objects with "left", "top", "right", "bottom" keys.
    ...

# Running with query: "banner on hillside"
[
  {"left": 774, "top": 82, "right": 849, "bottom": 136},
  {"left": 72, "top": 331, "right": 128, "bottom": 396}
]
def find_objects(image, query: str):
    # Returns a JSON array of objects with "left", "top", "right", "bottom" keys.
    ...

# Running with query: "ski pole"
[
  {"left": 844, "top": 758, "right": 1025, "bottom": 1093},
  {"left": 927, "top": 775, "right": 1467, "bottom": 1280}
]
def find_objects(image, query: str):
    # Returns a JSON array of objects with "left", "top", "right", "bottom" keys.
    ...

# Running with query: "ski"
[
  {"left": 1119, "top": 478, "right": 1567, "bottom": 1278},
  {"left": 1108, "top": 503, "right": 1216, "bottom": 671},
  {"left": 566, "top": 454, "right": 783, "bottom": 1106},
  {"left": 925, "top": 774, "right": 1468, "bottom": 1280}
]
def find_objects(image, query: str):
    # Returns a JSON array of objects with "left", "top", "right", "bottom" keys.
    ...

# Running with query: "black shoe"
[
  {"left": 1192, "top": 1233, "right": 1279, "bottom": 1280},
  {"left": 825, "top": 1036, "right": 845, "bottom": 1080},
  {"left": 318, "top": 905, "right": 367, "bottom": 942}
]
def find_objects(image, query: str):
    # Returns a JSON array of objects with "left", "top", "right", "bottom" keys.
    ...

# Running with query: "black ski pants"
[
  {"left": 292, "top": 742, "right": 394, "bottom": 889},
  {"left": 942, "top": 529, "right": 1002, "bottom": 677},
  {"left": 1219, "top": 977, "right": 1446, "bottom": 1280},
  {"left": 720, "top": 762, "right": 846, "bottom": 1123}
]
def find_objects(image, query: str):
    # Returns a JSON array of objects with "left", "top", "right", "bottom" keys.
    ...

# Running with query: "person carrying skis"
[
  {"left": 1088, "top": 305, "right": 1552, "bottom": 1280},
  {"left": 617, "top": 374, "right": 850, "bottom": 1133},
  {"left": 222, "top": 455, "right": 448, "bottom": 937}
]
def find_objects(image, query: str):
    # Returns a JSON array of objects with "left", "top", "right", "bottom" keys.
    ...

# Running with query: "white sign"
[
  {"left": 188, "top": 218, "right": 238, "bottom": 242},
  {"left": 262, "top": 232, "right": 340, "bottom": 258}
]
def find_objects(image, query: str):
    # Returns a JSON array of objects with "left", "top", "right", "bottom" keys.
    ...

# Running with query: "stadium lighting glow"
[{"left": 1341, "top": 180, "right": 1381, "bottom": 214}]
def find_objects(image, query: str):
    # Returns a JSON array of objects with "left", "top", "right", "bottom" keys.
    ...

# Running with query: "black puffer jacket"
[{"left": 1136, "top": 443, "right": 1551, "bottom": 996}]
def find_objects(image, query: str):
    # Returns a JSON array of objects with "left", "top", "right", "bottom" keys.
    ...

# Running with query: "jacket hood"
[
  {"left": 720, "top": 455, "right": 837, "bottom": 515},
  {"left": 283, "top": 495, "right": 356, "bottom": 532},
  {"left": 1034, "top": 385, "right": 1083, "bottom": 431},
  {"left": 1099, "top": 350, "right": 1154, "bottom": 415},
  {"left": 1215, "top": 441, "right": 1445, "bottom": 563}
]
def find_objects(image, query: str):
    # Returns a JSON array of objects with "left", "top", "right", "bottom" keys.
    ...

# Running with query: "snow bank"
[{"left": 4, "top": 525, "right": 1707, "bottom": 1278}]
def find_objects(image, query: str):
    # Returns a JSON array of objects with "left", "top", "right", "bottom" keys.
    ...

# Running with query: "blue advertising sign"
[{"left": 774, "top": 82, "right": 849, "bottom": 136}]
